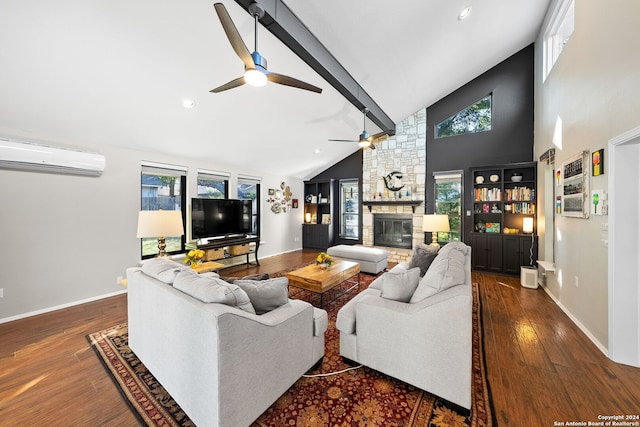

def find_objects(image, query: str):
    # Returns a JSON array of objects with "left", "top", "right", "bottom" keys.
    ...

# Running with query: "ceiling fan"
[
  {"left": 329, "top": 108, "right": 388, "bottom": 149},
  {"left": 210, "top": 2, "right": 322, "bottom": 94}
]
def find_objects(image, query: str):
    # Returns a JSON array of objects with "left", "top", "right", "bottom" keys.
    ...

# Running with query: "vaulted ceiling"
[{"left": 0, "top": 0, "right": 552, "bottom": 179}]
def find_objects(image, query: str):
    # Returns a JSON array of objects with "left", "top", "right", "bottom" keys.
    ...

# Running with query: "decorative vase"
[{"left": 318, "top": 263, "right": 328, "bottom": 270}]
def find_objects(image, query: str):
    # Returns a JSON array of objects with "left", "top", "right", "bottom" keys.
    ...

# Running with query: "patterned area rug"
[{"left": 87, "top": 271, "right": 493, "bottom": 427}]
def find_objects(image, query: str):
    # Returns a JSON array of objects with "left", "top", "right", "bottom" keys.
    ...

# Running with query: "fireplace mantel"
[{"left": 363, "top": 200, "right": 423, "bottom": 213}]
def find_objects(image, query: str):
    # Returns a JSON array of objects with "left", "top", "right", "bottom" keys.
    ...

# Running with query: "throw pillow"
[
  {"left": 173, "top": 271, "right": 256, "bottom": 314},
  {"left": 141, "top": 258, "right": 192, "bottom": 284},
  {"left": 410, "top": 249, "right": 466, "bottom": 302},
  {"left": 379, "top": 267, "right": 421, "bottom": 302},
  {"left": 235, "top": 277, "right": 289, "bottom": 315},
  {"left": 408, "top": 243, "right": 439, "bottom": 276},
  {"left": 220, "top": 273, "right": 270, "bottom": 284}
]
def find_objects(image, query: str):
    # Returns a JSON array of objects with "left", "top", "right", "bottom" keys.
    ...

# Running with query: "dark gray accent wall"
[
  {"left": 311, "top": 150, "right": 363, "bottom": 245},
  {"left": 311, "top": 44, "right": 534, "bottom": 247},
  {"left": 426, "top": 44, "right": 534, "bottom": 244}
]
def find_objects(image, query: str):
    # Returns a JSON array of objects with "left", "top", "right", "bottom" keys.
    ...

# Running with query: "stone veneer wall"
[{"left": 362, "top": 109, "right": 427, "bottom": 264}]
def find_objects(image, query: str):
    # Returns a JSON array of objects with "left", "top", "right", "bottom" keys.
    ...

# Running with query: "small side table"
[{"left": 191, "top": 261, "right": 225, "bottom": 274}]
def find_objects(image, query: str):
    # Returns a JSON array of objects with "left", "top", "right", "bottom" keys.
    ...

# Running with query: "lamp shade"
[
  {"left": 136, "top": 210, "right": 184, "bottom": 238},
  {"left": 523, "top": 217, "right": 534, "bottom": 234},
  {"left": 422, "top": 214, "right": 451, "bottom": 232}
]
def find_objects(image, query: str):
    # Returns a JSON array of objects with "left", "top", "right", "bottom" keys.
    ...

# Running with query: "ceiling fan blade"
[
  {"left": 267, "top": 72, "right": 322, "bottom": 93},
  {"left": 329, "top": 139, "right": 359, "bottom": 143},
  {"left": 368, "top": 131, "right": 388, "bottom": 142},
  {"left": 210, "top": 76, "right": 246, "bottom": 93},
  {"left": 213, "top": 3, "right": 255, "bottom": 70}
]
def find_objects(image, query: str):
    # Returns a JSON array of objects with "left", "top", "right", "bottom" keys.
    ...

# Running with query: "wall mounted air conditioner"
[{"left": 0, "top": 138, "right": 106, "bottom": 176}]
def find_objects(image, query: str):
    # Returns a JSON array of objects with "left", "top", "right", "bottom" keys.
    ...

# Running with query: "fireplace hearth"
[{"left": 373, "top": 214, "right": 413, "bottom": 249}]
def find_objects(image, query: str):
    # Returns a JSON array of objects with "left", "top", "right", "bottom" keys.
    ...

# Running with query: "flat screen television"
[{"left": 191, "top": 198, "right": 252, "bottom": 239}]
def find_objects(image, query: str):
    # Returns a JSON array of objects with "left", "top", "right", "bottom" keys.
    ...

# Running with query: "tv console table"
[{"left": 198, "top": 235, "right": 260, "bottom": 267}]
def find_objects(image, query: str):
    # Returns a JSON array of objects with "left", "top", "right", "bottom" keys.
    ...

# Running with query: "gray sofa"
[
  {"left": 127, "top": 259, "right": 328, "bottom": 427},
  {"left": 336, "top": 242, "right": 472, "bottom": 409}
]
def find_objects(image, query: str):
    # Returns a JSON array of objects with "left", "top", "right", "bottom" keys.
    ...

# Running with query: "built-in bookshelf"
[
  {"left": 302, "top": 179, "right": 334, "bottom": 249},
  {"left": 471, "top": 162, "right": 537, "bottom": 274}
]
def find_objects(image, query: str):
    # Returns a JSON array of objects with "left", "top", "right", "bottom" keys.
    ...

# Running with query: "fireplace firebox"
[{"left": 373, "top": 214, "right": 413, "bottom": 249}]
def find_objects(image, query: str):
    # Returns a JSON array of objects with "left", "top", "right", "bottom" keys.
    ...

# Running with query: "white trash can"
[{"left": 520, "top": 266, "right": 538, "bottom": 289}]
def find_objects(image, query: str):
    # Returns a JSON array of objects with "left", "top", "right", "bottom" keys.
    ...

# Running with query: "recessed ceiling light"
[
  {"left": 182, "top": 99, "right": 196, "bottom": 109},
  {"left": 314, "top": 148, "right": 321, "bottom": 154},
  {"left": 458, "top": 6, "right": 472, "bottom": 20}
]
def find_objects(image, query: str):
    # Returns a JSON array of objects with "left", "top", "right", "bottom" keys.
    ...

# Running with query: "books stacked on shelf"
[
  {"left": 509, "top": 202, "right": 536, "bottom": 214},
  {"left": 475, "top": 187, "right": 502, "bottom": 201},
  {"left": 505, "top": 187, "right": 535, "bottom": 201}
]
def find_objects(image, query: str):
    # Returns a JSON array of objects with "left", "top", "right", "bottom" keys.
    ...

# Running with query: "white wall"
[
  {"left": 534, "top": 0, "right": 640, "bottom": 350},
  {"left": 0, "top": 142, "right": 303, "bottom": 322}
]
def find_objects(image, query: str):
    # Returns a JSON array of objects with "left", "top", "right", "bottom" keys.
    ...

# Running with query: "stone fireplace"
[{"left": 362, "top": 110, "right": 427, "bottom": 263}]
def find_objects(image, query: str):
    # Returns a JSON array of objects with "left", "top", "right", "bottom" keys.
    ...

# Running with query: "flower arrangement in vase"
[
  {"left": 185, "top": 249, "right": 205, "bottom": 267},
  {"left": 315, "top": 252, "right": 334, "bottom": 269}
]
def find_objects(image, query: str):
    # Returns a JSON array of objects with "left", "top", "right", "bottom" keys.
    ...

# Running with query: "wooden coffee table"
[{"left": 285, "top": 260, "right": 360, "bottom": 307}]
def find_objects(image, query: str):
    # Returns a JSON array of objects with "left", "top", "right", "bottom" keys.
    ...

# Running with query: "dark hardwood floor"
[{"left": 1, "top": 249, "right": 638, "bottom": 426}]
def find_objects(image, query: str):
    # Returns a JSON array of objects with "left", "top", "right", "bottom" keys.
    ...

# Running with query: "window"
[
  {"left": 237, "top": 176, "right": 260, "bottom": 235},
  {"left": 434, "top": 171, "right": 462, "bottom": 242},
  {"left": 435, "top": 95, "right": 492, "bottom": 139},
  {"left": 141, "top": 163, "right": 187, "bottom": 258},
  {"left": 543, "top": 0, "right": 574, "bottom": 81},
  {"left": 339, "top": 179, "right": 359, "bottom": 239},
  {"left": 197, "top": 170, "right": 228, "bottom": 199}
]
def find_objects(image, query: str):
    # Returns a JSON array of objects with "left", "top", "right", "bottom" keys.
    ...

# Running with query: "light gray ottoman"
[{"left": 327, "top": 245, "right": 388, "bottom": 274}]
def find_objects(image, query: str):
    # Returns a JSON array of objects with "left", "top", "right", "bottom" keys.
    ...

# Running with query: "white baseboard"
[
  {"left": 0, "top": 289, "right": 128, "bottom": 325},
  {"left": 540, "top": 285, "right": 609, "bottom": 357}
]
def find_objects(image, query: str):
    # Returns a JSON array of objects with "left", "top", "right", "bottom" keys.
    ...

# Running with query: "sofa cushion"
[
  {"left": 173, "top": 271, "right": 256, "bottom": 314},
  {"left": 141, "top": 258, "right": 192, "bottom": 284},
  {"left": 410, "top": 249, "right": 466, "bottom": 302},
  {"left": 327, "top": 245, "right": 387, "bottom": 262},
  {"left": 220, "top": 273, "right": 270, "bottom": 284},
  {"left": 379, "top": 267, "right": 421, "bottom": 302},
  {"left": 438, "top": 241, "right": 469, "bottom": 256},
  {"left": 235, "top": 277, "right": 289, "bottom": 315},
  {"left": 408, "top": 244, "right": 439, "bottom": 276}
]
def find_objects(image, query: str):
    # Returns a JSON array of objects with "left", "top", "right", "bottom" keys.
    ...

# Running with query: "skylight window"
[{"left": 435, "top": 94, "right": 492, "bottom": 139}]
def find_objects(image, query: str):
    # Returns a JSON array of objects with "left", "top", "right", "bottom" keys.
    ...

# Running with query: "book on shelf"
[
  {"left": 505, "top": 187, "right": 535, "bottom": 201},
  {"left": 474, "top": 187, "right": 502, "bottom": 201}
]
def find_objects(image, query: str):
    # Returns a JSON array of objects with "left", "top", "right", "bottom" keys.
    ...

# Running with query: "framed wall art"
[{"left": 561, "top": 150, "right": 590, "bottom": 218}]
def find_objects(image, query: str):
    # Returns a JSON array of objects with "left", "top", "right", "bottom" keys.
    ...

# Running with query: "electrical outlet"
[
  {"left": 0, "top": 288, "right": 4, "bottom": 298},
  {"left": 574, "top": 276, "right": 579, "bottom": 288},
  {"left": 117, "top": 276, "right": 123, "bottom": 285}
]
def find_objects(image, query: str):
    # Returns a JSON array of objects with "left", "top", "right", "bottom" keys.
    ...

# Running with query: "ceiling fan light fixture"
[
  {"left": 244, "top": 69, "right": 267, "bottom": 87},
  {"left": 458, "top": 5, "right": 472, "bottom": 20},
  {"left": 358, "top": 140, "right": 371, "bottom": 148}
]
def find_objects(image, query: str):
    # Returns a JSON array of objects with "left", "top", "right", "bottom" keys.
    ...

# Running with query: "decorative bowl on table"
[{"left": 489, "top": 174, "right": 499, "bottom": 182}]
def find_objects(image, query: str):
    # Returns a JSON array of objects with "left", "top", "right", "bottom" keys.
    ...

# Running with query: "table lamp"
[
  {"left": 136, "top": 210, "right": 184, "bottom": 257},
  {"left": 422, "top": 214, "right": 450, "bottom": 249}
]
